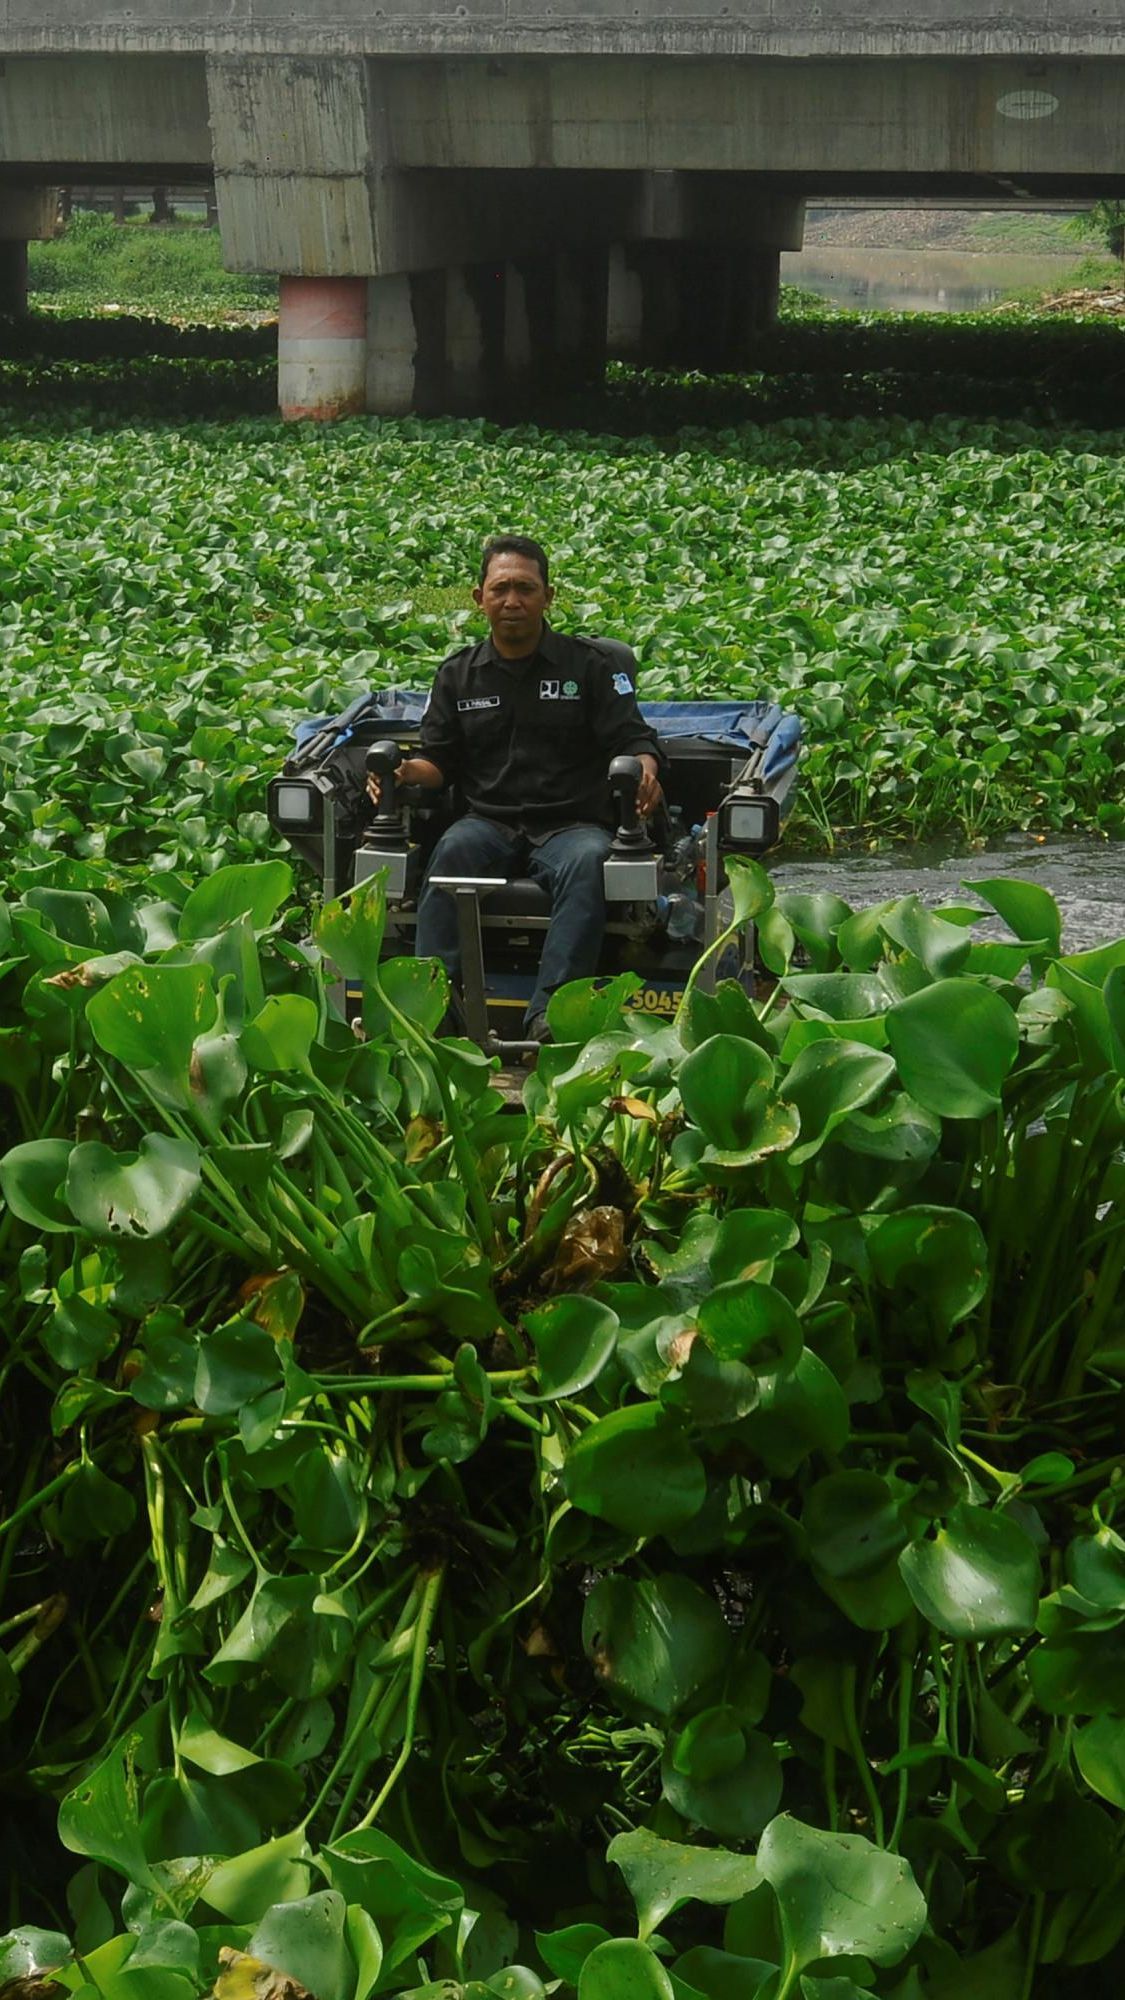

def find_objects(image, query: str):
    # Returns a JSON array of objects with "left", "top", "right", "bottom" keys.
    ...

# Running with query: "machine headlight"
[
  {"left": 717, "top": 790, "right": 780, "bottom": 856},
  {"left": 268, "top": 776, "right": 323, "bottom": 832}
]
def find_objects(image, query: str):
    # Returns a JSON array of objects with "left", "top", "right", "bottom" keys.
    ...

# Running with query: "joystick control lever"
[
  {"left": 608, "top": 754, "right": 649, "bottom": 850},
  {"left": 356, "top": 740, "right": 410, "bottom": 899},
  {"left": 365, "top": 740, "right": 406, "bottom": 842},
  {"left": 603, "top": 753, "right": 659, "bottom": 904}
]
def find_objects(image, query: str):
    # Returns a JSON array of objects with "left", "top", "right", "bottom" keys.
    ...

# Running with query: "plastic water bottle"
[{"left": 666, "top": 891, "right": 704, "bottom": 942}]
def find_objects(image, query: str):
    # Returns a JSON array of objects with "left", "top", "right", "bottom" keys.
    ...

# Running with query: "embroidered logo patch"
[
  {"left": 539, "top": 679, "right": 560, "bottom": 700},
  {"left": 612, "top": 671, "right": 634, "bottom": 696},
  {"left": 457, "top": 696, "right": 501, "bottom": 712},
  {"left": 562, "top": 680, "right": 580, "bottom": 699}
]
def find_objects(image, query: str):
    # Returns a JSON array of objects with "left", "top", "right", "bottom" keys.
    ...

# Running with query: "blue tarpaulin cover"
[{"left": 294, "top": 688, "right": 801, "bottom": 783}]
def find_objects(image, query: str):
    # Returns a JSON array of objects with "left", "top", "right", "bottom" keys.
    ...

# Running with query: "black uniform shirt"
[{"left": 419, "top": 626, "right": 662, "bottom": 838}]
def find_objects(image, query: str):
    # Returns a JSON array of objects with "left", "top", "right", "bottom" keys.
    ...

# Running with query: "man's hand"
[
  {"left": 366, "top": 756, "right": 444, "bottom": 810},
  {"left": 637, "top": 754, "right": 663, "bottom": 820}
]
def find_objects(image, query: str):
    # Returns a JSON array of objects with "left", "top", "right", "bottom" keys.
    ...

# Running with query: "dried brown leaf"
[{"left": 549, "top": 1205, "right": 626, "bottom": 1290}]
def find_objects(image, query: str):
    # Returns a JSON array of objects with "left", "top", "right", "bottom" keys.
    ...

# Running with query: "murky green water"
[
  {"left": 780, "top": 246, "right": 1081, "bottom": 313},
  {"left": 773, "top": 835, "right": 1124, "bottom": 951}
]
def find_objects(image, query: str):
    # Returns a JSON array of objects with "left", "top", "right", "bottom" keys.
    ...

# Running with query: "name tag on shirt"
[{"left": 457, "top": 696, "right": 501, "bottom": 712}]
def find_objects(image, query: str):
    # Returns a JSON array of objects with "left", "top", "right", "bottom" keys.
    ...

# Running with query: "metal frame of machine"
[{"left": 269, "top": 690, "right": 800, "bottom": 1057}]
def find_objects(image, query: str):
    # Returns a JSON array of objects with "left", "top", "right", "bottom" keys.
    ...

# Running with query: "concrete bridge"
[{"left": 1, "top": 4, "right": 1122, "bottom": 413}]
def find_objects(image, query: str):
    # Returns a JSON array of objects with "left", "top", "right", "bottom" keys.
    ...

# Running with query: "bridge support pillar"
[
  {"left": 607, "top": 181, "right": 803, "bottom": 372},
  {"left": 557, "top": 247, "right": 609, "bottom": 390},
  {"left": 365, "top": 262, "right": 509, "bottom": 416},
  {"left": 444, "top": 262, "right": 506, "bottom": 412},
  {"left": 364, "top": 273, "right": 424, "bottom": 417},
  {"left": 0, "top": 187, "right": 59, "bottom": 316},
  {"left": 516, "top": 249, "right": 608, "bottom": 396},
  {"left": 362, "top": 251, "right": 610, "bottom": 418},
  {"left": 278, "top": 276, "right": 367, "bottom": 420},
  {"left": 0, "top": 242, "right": 29, "bottom": 317},
  {"left": 609, "top": 240, "right": 781, "bottom": 371},
  {"left": 503, "top": 261, "right": 533, "bottom": 398}
]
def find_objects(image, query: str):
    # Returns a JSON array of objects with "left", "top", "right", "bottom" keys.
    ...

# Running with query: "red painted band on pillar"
[
  {"left": 278, "top": 275, "right": 368, "bottom": 421},
  {"left": 279, "top": 276, "right": 368, "bottom": 341}
]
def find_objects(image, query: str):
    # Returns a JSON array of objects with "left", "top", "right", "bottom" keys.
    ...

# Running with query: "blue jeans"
[{"left": 415, "top": 816, "right": 613, "bottom": 1026}]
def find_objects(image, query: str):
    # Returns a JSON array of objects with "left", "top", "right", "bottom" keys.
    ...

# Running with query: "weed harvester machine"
[{"left": 269, "top": 667, "right": 801, "bottom": 1057}]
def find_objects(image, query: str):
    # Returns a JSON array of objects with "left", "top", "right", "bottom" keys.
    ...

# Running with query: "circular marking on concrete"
[{"left": 996, "top": 89, "right": 1059, "bottom": 120}]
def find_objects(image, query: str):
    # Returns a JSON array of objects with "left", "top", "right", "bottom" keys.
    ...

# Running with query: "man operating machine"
[
  {"left": 270, "top": 545, "right": 801, "bottom": 1058},
  {"left": 365, "top": 534, "right": 665, "bottom": 1044}
]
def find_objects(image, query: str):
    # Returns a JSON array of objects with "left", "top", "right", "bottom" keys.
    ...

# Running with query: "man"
[{"left": 367, "top": 534, "right": 662, "bottom": 1040}]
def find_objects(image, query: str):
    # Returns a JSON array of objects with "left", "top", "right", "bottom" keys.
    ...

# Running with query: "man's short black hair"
[{"left": 479, "top": 535, "right": 550, "bottom": 587}]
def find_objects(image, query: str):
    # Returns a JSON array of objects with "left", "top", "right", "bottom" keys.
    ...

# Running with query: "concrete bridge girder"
[
  {"left": 4, "top": 51, "right": 1123, "bottom": 204},
  {"left": 208, "top": 55, "right": 655, "bottom": 276},
  {"left": 3, "top": 3, "right": 1125, "bottom": 61},
  {"left": 0, "top": 55, "right": 211, "bottom": 171},
  {"left": 377, "top": 56, "right": 1125, "bottom": 179}
]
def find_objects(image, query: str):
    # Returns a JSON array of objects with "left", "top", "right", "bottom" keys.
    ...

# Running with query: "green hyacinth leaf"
[
  {"left": 0, "top": 1137, "right": 75, "bottom": 1232},
  {"left": 885, "top": 977, "right": 1019, "bottom": 1119},
  {"left": 802, "top": 1472, "right": 909, "bottom": 1580},
  {"left": 1073, "top": 1715, "right": 1125, "bottom": 1810},
  {"left": 87, "top": 961, "right": 217, "bottom": 1099},
  {"left": 578, "top": 1939, "right": 674, "bottom": 2000},
  {"left": 607, "top": 1827, "right": 761, "bottom": 1942},
  {"left": 178, "top": 861, "right": 294, "bottom": 943},
  {"left": 524, "top": 1294, "right": 619, "bottom": 1401},
  {"left": 245, "top": 1891, "right": 352, "bottom": 2000},
  {"left": 565, "top": 1406, "right": 705, "bottom": 1538},
  {"left": 582, "top": 1572, "right": 731, "bottom": 1721},
  {"left": 314, "top": 876, "right": 388, "bottom": 985},
  {"left": 757, "top": 1816, "right": 926, "bottom": 1972},
  {"left": 899, "top": 1503, "right": 1040, "bottom": 1638},
  {"left": 66, "top": 1133, "right": 200, "bottom": 1241}
]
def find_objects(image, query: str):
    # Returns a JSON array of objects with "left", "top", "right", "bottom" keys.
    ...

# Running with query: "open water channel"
[
  {"left": 779, "top": 246, "right": 1079, "bottom": 313},
  {"left": 772, "top": 834, "right": 1124, "bottom": 951}
]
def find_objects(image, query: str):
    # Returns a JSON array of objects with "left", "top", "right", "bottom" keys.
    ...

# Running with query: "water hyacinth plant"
[
  {"left": 0, "top": 855, "right": 1122, "bottom": 1999},
  {"left": 1, "top": 407, "right": 1124, "bottom": 858}
]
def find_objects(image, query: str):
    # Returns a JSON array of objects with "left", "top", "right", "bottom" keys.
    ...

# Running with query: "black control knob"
[
  {"left": 365, "top": 739, "right": 404, "bottom": 779},
  {"left": 609, "top": 754, "right": 647, "bottom": 848},
  {"left": 365, "top": 740, "right": 406, "bottom": 837}
]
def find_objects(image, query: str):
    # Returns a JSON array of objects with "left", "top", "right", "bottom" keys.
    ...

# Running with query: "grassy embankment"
[{"left": 27, "top": 210, "right": 277, "bottom": 320}]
